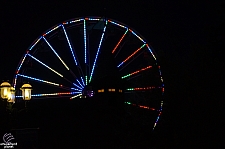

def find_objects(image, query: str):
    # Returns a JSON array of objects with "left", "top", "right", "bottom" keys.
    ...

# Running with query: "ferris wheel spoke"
[
  {"left": 83, "top": 19, "right": 88, "bottom": 86},
  {"left": 112, "top": 29, "right": 128, "bottom": 54},
  {"left": 80, "top": 76, "right": 85, "bottom": 86},
  {"left": 71, "top": 88, "right": 82, "bottom": 92},
  {"left": 126, "top": 86, "right": 162, "bottom": 91},
  {"left": 124, "top": 101, "right": 159, "bottom": 111},
  {"left": 84, "top": 19, "right": 87, "bottom": 64},
  {"left": 75, "top": 66, "right": 86, "bottom": 87},
  {"left": 89, "top": 20, "right": 108, "bottom": 83},
  {"left": 121, "top": 65, "right": 152, "bottom": 79},
  {"left": 27, "top": 54, "right": 75, "bottom": 85},
  {"left": 17, "top": 74, "right": 71, "bottom": 90},
  {"left": 73, "top": 82, "right": 83, "bottom": 90},
  {"left": 85, "top": 76, "right": 88, "bottom": 86},
  {"left": 62, "top": 24, "right": 78, "bottom": 66},
  {"left": 117, "top": 44, "right": 146, "bottom": 68},
  {"left": 62, "top": 24, "right": 85, "bottom": 80},
  {"left": 118, "top": 49, "right": 146, "bottom": 72},
  {"left": 62, "top": 19, "right": 86, "bottom": 85},
  {"left": 32, "top": 92, "right": 81, "bottom": 97},
  {"left": 34, "top": 92, "right": 82, "bottom": 97},
  {"left": 27, "top": 54, "right": 63, "bottom": 77},
  {"left": 42, "top": 36, "right": 70, "bottom": 71},
  {"left": 70, "top": 93, "right": 82, "bottom": 99},
  {"left": 76, "top": 79, "right": 84, "bottom": 88}
]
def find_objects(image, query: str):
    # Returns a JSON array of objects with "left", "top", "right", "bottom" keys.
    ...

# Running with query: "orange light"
[
  {"left": 98, "top": 89, "right": 104, "bottom": 93},
  {"left": 123, "top": 46, "right": 144, "bottom": 63},
  {"left": 112, "top": 32, "right": 127, "bottom": 54}
]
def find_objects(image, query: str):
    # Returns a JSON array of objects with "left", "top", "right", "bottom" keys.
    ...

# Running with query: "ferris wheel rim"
[
  {"left": 14, "top": 17, "right": 157, "bottom": 73},
  {"left": 13, "top": 15, "right": 164, "bottom": 103},
  {"left": 12, "top": 16, "right": 165, "bottom": 131}
]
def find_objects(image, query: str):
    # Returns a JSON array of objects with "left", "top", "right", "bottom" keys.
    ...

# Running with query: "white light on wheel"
[{"left": 4, "top": 88, "right": 8, "bottom": 97}]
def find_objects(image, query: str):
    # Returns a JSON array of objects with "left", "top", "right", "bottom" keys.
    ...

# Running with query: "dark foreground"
[{"left": 0, "top": 97, "right": 172, "bottom": 149}]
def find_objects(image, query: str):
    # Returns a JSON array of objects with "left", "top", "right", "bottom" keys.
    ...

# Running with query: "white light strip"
[
  {"left": 17, "top": 74, "right": 60, "bottom": 86},
  {"left": 89, "top": 20, "right": 108, "bottom": 83},
  {"left": 84, "top": 19, "right": 87, "bottom": 64},
  {"left": 43, "top": 36, "right": 70, "bottom": 70},
  {"left": 73, "top": 83, "right": 83, "bottom": 90},
  {"left": 70, "top": 94, "right": 82, "bottom": 99},
  {"left": 62, "top": 24, "right": 78, "bottom": 65},
  {"left": 80, "top": 77, "right": 85, "bottom": 86},
  {"left": 28, "top": 54, "right": 63, "bottom": 77},
  {"left": 71, "top": 88, "right": 82, "bottom": 91},
  {"left": 76, "top": 79, "right": 84, "bottom": 88}
]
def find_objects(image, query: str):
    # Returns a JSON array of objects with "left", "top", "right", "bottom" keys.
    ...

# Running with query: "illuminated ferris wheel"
[{"left": 13, "top": 16, "right": 164, "bottom": 130}]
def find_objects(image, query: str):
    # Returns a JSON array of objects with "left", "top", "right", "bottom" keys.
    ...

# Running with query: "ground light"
[
  {"left": 20, "top": 83, "right": 32, "bottom": 107},
  {"left": 0, "top": 81, "right": 32, "bottom": 114}
]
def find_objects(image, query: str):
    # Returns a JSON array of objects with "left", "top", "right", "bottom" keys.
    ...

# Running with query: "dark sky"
[
  {"left": 0, "top": 1, "right": 222, "bottom": 81},
  {"left": 0, "top": 1, "right": 224, "bottom": 147}
]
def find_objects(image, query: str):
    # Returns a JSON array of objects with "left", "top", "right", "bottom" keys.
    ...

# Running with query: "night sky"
[{"left": 0, "top": 1, "right": 224, "bottom": 148}]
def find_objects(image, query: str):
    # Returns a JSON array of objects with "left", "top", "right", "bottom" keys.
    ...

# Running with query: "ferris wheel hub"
[{"left": 81, "top": 85, "right": 94, "bottom": 98}]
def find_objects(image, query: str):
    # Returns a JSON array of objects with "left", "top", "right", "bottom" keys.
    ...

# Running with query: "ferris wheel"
[{"left": 13, "top": 16, "right": 164, "bottom": 130}]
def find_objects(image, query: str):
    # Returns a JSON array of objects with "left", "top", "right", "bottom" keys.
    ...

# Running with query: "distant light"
[
  {"left": 98, "top": 89, "right": 104, "bottom": 93},
  {"left": 108, "top": 88, "right": 115, "bottom": 92}
]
